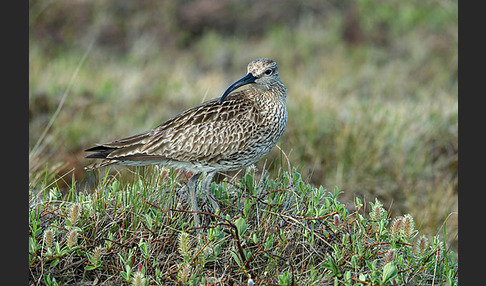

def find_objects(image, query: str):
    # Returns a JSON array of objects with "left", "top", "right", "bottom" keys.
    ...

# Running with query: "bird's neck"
[{"left": 250, "top": 82, "right": 287, "bottom": 102}]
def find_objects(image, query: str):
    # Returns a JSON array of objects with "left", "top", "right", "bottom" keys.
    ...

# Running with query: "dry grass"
[{"left": 29, "top": 1, "right": 458, "bottom": 282}]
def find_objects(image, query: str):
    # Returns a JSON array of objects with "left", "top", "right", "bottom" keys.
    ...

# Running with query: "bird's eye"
[{"left": 264, "top": 69, "right": 273, "bottom": 75}]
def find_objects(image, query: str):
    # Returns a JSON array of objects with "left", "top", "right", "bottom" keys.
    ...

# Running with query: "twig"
[{"left": 262, "top": 209, "right": 334, "bottom": 249}]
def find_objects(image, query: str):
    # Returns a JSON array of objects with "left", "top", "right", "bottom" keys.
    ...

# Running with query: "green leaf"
[
  {"left": 120, "top": 264, "right": 132, "bottom": 282},
  {"left": 139, "top": 239, "right": 149, "bottom": 258},
  {"left": 43, "top": 274, "right": 58, "bottom": 286},
  {"left": 234, "top": 217, "right": 248, "bottom": 237},
  {"left": 230, "top": 249, "right": 242, "bottom": 267},
  {"left": 85, "top": 265, "right": 99, "bottom": 271},
  {"left": 252, "top": 232, "right": 258, "bottom": 244},
  {"left": 50, "top": 258, "right": 60, "bottom": 268},
  {"left": 343, "top": 271, "right": 352, "bottom": 285},
  {"left": 278, "top": 271, "right": 291, "bottom": 286},
  {"left": 264, "top": 234, "right": 274, "bottom": 250},
  {"left": 29, "top": 236, "right": 39, "bottom": 254},
  {"left": 323, "top": 258, "right": 340, "bottom": 277},
  {"left": 359, "top": 273, "right": 367, "bottom": 282},
  {"left": 244, "top": 196, "right": 252, "bottom": 218},
  {"left": 382, "top": 262, "right": 398, "bottom": 283}
]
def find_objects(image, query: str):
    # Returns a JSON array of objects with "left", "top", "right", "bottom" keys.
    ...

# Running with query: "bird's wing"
[
  {"left": 138, "top": 95, "right": 261, "bottom": 163},
  {"left": 85, "top": 93, "right": 261, "bottom": 164}
]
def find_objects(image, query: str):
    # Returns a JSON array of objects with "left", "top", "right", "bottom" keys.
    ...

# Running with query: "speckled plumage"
[
  {"left": 85, "top": 58, "right": 287, "bottom": 173},
  {"left": 85, "top": 58, "right": 287, "bottom": 225}
]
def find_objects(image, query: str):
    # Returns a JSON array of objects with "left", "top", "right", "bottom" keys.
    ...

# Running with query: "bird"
[{"left": 85, "top": 58, "right": 288, "bottom": 227}]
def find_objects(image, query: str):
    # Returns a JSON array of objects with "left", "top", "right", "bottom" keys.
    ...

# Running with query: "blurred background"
[{"left": 29, "top": 0, "right": 457, "bottom": 251}]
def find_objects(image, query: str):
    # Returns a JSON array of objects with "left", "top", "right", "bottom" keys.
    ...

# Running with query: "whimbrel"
[{"left": 85, "top": 58, "right": 288, "bottom": 227}]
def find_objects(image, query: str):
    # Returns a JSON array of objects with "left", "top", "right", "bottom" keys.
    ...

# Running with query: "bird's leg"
[
  {"left": 202, "top": 171, "right": 219, "bottom": 212},
  {"left": 187, "top": 172, "right": 202, "bottom": 228}
]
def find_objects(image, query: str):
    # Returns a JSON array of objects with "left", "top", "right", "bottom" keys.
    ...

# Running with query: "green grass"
[
  {"left": 29, "top": 1, "right": 458, "bottom": 283},
  {"left": 29, "top": 166, "right": 457, "bottom": 285}
]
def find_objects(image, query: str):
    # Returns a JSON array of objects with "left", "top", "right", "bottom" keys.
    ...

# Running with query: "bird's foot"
[{"left": 202, "top": 172, "right": 220, "bottom": 213}]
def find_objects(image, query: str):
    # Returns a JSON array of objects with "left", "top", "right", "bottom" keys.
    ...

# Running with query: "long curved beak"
[{"left": 219, "top": 73, "right": 257, "bottom": 104}]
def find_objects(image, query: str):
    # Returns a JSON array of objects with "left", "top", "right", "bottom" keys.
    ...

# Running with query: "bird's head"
[{"left": 219, "top": 58, "right": 281, "bottom": 104}]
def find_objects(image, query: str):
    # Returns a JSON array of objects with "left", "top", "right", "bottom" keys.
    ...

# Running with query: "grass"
[
  {"left": 29, "top": 166, "right": 457, "bottom": 285},
  {"left": 29, "top": 1, "right": 458, "bottom": 284}
]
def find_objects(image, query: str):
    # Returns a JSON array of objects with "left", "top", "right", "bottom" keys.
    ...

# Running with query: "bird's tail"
[{"left": 84, "top": 159, "right": 118, "bottom": 171}]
